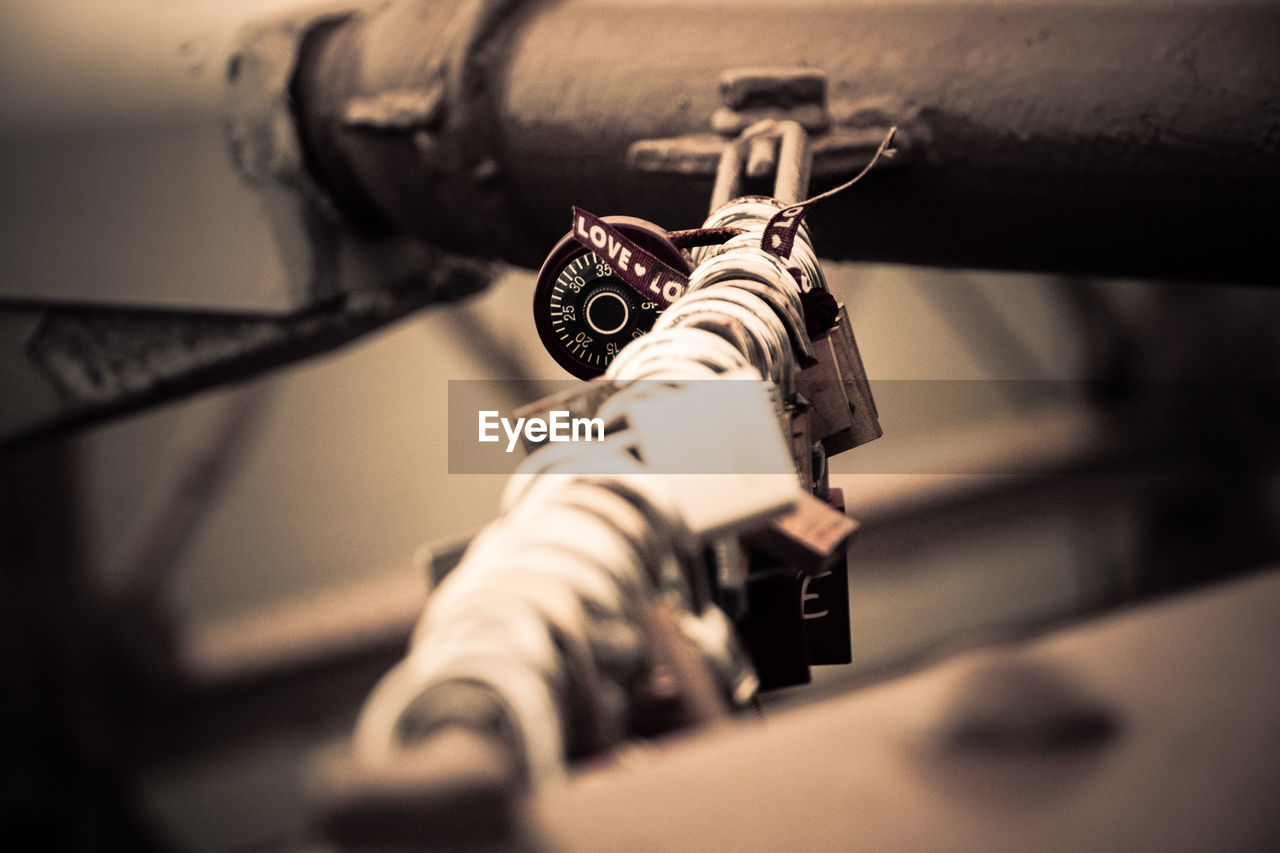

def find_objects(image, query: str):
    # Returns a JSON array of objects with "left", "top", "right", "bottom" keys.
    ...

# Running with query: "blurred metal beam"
[
  {"left": 0, "top": 255, "right": 494, "bottom": 447},
  {"left": 528, "top": 566, "right": 1280, "bottom": 852}
]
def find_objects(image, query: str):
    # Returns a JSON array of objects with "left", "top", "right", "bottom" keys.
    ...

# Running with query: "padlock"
[
  {"left": 801, "top": 487, "right": 854, "bottom": 665},
  {"left": 795, "top": 304, "right": 881, "bottom": 453},
  {"left": 795, "top": 330, "right": 859, "bottom": 454},
  {"left": 597, "top": 369, "right": 801, "bottom": 540},
  {"left": 512, "top": 379, "right": 618, "bottom": 455},
  {"left": 532, "top": 215, "right": 692, "bottom": 379},
  {"left": 742, "top": 489, "right": 858, "bottom": 573},
  {"left": 787, "top": 400, "right": 815, "bottom": 493},
  {"left": 736, "top": 563, "right": 811, "bottom": 690},
  {"left": 828, "top": 304, "right": 881, "bottom": 447}
]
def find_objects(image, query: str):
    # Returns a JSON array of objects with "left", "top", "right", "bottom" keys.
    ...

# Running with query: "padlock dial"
[{"left": 534, "top": 216, "right": 691, "bottom": 379}]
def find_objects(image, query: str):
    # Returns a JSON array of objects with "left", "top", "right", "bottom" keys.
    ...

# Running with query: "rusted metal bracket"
[
  {"left": 292, "top": 0, "right": 542, "bottom": 262},
  {"left": 626, "top": 68, "right": 909, "bottom": 191}
]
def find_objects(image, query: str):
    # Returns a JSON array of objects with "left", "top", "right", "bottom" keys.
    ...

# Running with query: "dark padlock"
[
  {"left": 533, "top": 216, "right": 691, "bottom": 379},
  {"left": 737, "top": 559, "right": 812, "bottom": 691},
  {"left": 801, "top": 487, "right": 853, "bottom": 666}
]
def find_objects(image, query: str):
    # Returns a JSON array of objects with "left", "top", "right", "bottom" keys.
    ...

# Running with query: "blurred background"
[{"left": 2, "top": 1, "right": 1277, "bottom": 850}]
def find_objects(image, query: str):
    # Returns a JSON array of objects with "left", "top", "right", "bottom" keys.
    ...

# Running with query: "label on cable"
[
  {"left": 571, "top": 207, "right": 690, "bottom": 307},
  {"left": 761, "top": 202, "right": 810, "bottom": 261},
  {"left": 760, "top": 126, "right": 898, "bottom": 262}
]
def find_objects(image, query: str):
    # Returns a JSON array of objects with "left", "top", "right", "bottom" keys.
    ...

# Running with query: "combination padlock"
[{"left": 533, "top": 216, "right": 692, "bottom": 379}]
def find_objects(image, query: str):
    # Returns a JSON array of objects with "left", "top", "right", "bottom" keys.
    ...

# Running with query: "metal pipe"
[{"left": 293, "top": 0, "right": 1280, "bottom": 282}]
